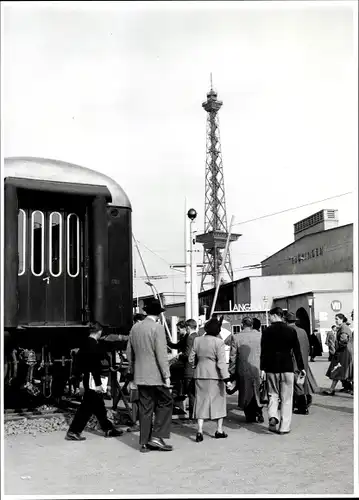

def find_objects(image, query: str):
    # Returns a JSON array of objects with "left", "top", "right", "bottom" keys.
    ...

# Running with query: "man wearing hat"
[
  {"left": 126, "top": 298, "right": 173, "bottom": 453},
  {"left": 285, "top": 311, "right": 317, "bottom": 415}
]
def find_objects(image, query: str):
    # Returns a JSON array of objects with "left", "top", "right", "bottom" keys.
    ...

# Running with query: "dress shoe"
[
  {"left": 140, "top": 444, "right": 151, "bottom": 453},
  {"left": 278, "top": 430, "right": 290, "bottom": 435},
  {"left": 196, "top": 432, "right": 203, "bottom": 442},
  {"left": 215, "top": 431, "right": 228, "bottom": 439},
  {"left": 322, "top": 390, "right": 335, "bottom": 396},
  {"left": 105, "top": 428, "right": 124, "bottom": 438},
  {"left": 268, "top": 417, "right": 278, "bottom": 432},
  {"left": 147, "top": 437, "right": 173, "bottom": 451},
  {"left": 65, "top": 431, "right": 86, "bottom": 441}
]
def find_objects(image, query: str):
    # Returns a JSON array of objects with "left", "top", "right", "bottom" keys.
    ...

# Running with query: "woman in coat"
[
  {"left": 228, "top": 317, "right": 263, "bottom": 423},
  {"left": 323, "top": 313, "right": 353, "bottom": 396},
  {"left": 189, "top": 317, "right": 231, "bottom": 442}
]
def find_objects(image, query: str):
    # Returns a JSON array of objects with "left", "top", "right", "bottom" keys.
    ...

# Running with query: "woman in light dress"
[{"left": 189, "top": 317, "right": 231, "bottom": 442}]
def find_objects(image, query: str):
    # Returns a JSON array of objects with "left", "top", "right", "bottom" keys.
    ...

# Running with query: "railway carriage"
[{"left": 3, "top": 157, "right": 133, "bottom": 404}]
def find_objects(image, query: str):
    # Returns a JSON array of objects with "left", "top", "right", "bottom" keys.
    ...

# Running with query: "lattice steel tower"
[{"left": 197, "top": 82, "right": 240, "bottom": 291}]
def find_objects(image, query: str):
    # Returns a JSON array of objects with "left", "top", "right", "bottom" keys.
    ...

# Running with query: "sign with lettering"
[
  {"left": 331, "top": 300, "right": 342, "bottom": 312},
  {"left": 230, "top": 303, "right": 266, "bottom": 312},
  {"left": 291, "top": 246, "right": 324, "bottom": 265}
]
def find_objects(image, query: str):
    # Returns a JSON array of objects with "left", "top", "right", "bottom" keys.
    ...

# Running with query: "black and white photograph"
[{"left": 1, "top": 0, "right": 357, "bottom": 496}]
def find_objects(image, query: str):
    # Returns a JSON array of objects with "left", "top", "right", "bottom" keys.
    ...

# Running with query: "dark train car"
[{"left": 3, "top": 157, "right": 132, "bottom": 403}]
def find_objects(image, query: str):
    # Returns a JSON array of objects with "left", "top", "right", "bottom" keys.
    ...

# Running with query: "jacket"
[
  {"left": 229, "top": 328, "right": 261, "bottom": 380},
  {"left": 260, "top": 321, "right": 304, "bottom": 373},
  {"left": 189, "top": 335, "right": 230, "bottom": 381},
  {"left": 126, "top": 317, "right": 170, "bottom": 386},
  {"left": 78, "top": 337, "right": 103, "bottom": 391}
]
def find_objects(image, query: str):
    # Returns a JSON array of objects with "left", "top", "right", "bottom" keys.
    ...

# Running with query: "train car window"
[
  {"left": 67, "top": 213, "right": 80, "bottom": 278},
  {"left": 18, "top": 209, "right": 26, "bottom": 276},
  {"left": 49, "top": 212, "right": 62, "bottom": 277},
  {"left": 232, "top": 325, "right": 241, "bottom": 334},
  {"left": 31, "top": 210, "right": 44, "bottom": 276}
]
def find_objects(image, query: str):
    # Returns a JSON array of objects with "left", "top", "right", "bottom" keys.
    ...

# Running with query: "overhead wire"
[{"left": 231, "top": 191, "right": 353, "bottom": 227}]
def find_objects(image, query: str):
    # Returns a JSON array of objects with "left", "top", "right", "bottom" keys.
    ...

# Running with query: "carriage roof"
[{"left": 4, "top": 157, "right": 131, "bottom": 209}]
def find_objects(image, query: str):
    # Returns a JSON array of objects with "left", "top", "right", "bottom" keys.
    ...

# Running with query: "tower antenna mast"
[{"left": 197, "top": 81, "right": 241, "bottom": 291}]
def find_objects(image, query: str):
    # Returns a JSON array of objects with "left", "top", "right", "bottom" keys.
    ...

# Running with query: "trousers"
[
  {"left": 137, "top": 385, "right": 173, "bottom": 445},
  {"left": 183, "top": 378, "right": 195, "bottom": 419},
  {"left": 267, "top": 372, "right": 294, "bottom": 433},
  {"left": 69, "top": 389, "right": 113, "bottom": 434}
]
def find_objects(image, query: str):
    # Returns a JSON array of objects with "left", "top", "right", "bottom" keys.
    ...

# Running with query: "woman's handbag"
[
  {"left": 129, "top": 381, "right": 139, "bottom": 403},
  {"left": 259, "top": 379, "right": 269, "bottom": 405}
]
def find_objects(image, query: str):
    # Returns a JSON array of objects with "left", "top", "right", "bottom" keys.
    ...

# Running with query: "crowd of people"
[{"left": 64, "top": 298, "right": 354, "bottom": 453}]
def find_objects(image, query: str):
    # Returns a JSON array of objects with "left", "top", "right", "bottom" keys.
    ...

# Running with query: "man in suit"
[
  {"left": 285, "top": 311, "right": 314, "bottom": 415},
  {"left": 260, "top": 307, "right": 305, "bottom": 435},
  {"left": 65, "top": 323, "right": 123, "bottom": 441},
  {"left": 167, "top": 320, "right": 188, "bottom": 401},
  {"left": 183, "top": 319, "right": 199, "bottom": 420},
  {"left": 126, "top": 298, "right": 173, "bottom": 453}
]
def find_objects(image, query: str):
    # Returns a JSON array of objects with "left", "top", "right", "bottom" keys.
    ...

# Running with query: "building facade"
[
  {"left": 133, "top": 210, "right": 353, "bottom": 345},
  {"left": 261, "top": 210, "right": 353, "bottom": 276}
]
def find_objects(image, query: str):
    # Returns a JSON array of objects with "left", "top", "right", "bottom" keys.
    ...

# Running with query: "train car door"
[{"left": 19, "top": 207, "right": 85, "bottom": 325}]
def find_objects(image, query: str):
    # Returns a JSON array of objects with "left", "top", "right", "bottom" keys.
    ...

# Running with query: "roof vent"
[{"left": 294, "top": 209, "right": 339, "bottom": 241}]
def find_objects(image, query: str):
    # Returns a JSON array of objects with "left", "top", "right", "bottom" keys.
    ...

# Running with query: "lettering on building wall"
[{"left": 291, "top": 246, "right": 324, "bottom": 265}]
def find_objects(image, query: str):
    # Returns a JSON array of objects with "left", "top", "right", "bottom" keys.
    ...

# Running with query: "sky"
[{"left": 2, "top": 1, "right": 357, "bottom": 302}]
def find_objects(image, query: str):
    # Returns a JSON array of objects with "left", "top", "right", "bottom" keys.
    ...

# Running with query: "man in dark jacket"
[
  {"left": 183, "top": 319, "right": 199, "bottom": 420},
  {"left": 127, "top": 298, "right": 173, "bottom": 453},
  {"left": 65, "top": 323, "right": 123, "bottom": 441},
  {"left": 260, "top": 307, "right": 305, "bottom": 435},
  {"left": 167, "top": 320, "right": 188, "bottom": 400}
]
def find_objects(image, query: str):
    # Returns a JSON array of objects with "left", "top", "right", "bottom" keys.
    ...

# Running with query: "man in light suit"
[{"left": 126, "top": 298, "right": 173, "bottom": 453}]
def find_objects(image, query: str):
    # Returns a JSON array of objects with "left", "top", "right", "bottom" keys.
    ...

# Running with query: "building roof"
[{"left": 261, "top": 222, "right": 353, "bottom": 263}]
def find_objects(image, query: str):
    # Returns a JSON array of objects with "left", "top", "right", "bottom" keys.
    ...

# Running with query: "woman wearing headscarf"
[
  {"left": 189, "top": 316, "right": 231, "bottom": 442},
  {"left": 323, "top": 313, "right": 353, "bottom": 396}
]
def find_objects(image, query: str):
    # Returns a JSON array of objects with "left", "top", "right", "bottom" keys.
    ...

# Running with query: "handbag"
[
  {"left": 259, "top": 379, "right": 269, "bottom": 405},
  {"left": 129, "top": 381, "right": 139, "bottom": 403}
]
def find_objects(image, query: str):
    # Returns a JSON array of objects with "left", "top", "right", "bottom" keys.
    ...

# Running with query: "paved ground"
[{"left": 4, "top": 355, "right": 354, "bottom": 495}]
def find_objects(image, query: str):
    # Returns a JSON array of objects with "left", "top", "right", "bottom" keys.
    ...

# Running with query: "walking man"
[
  {"left": 65, "top": 323, "right": 123, "bottom": 441},
  {"left": 127, "top": 298, "right": 173, "bottom": 453},
  {"left": 260, "top": 307, "right": 305, "bottom": 434}
]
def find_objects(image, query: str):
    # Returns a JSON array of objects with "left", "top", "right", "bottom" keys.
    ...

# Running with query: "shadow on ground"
[{"left": 312, "top": 403, "right": 353, "bottom": 414}]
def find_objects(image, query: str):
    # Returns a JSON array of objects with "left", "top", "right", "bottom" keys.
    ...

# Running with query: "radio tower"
[{"left": 197, "top": 77, "right": 240, "bottom": 291}]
